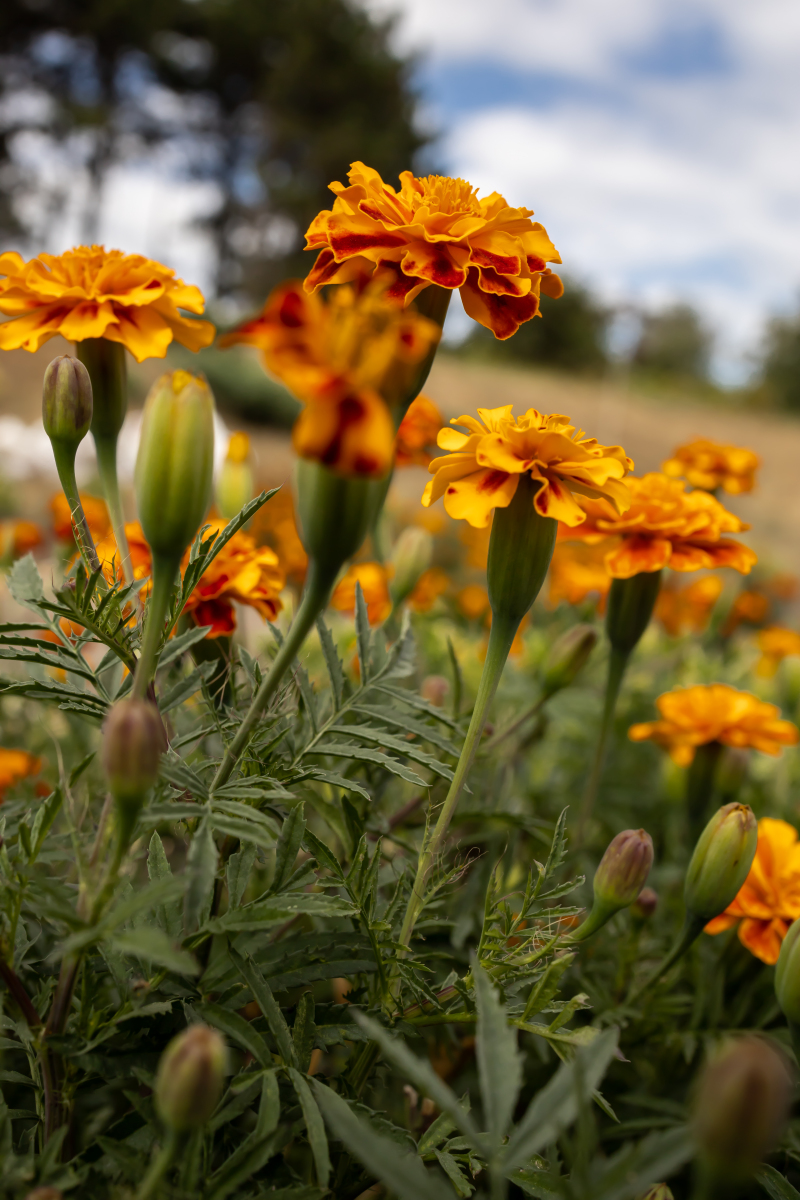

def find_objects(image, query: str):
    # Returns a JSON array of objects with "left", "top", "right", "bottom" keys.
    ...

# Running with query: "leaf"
[
  {"left": 447, "top": 636, "right": 463, "bottom": 717},
  {"left": 200, "top": 1002, "right": 272, "bottom": 1068},
  {"left": 373, "top": 684, "right": 458, "bottom": 728},
  {"left": 210, "top": 812, "right": 279, "bottom": 851},
  {"left": 294, "top": 661, "right": 319, "bottom": 733},
  {"left": 229, "top": 945, "right": 297, "bottom": 1065},
  {"left": 227, "top": 842, "right": 257, "bottom": 909},
  {"left": 271, "top": 804, "right": 306, "bottom": 894},
  {"left": 330, "top": 724, "right": 453, "bottom": 779},
  {"left": 311, "top": 742, "right": 426, "bottom": 786},
  {"left": 184, "top": 815, "right": 218, "bottom": 933},
  {"left": 160, "top": 755, "right": 209, "bottom": 800},
  {"left": 146, "top": 832, "right": 183, "bottom": 941},
  {"left": 289, "top": 1068, "right": 331, "bottom": 1188},
  {"left": 354, "top": 581, "right": 372, "bottom": 682},
  {"left": 758, "top": 1165, "right": 800, "bottom": 1200},
  {"left": 157, "top": 623, "right": 214, "bottom": 669},
  {"left": 7, "top": 553, "right": 45, "bottom": 614},
  {"left": 301, "top": 768, "right": 371, "bottom": 802},
  {"left": 317, "top": 616, "right": 344, "bottom": 708},
  {"left": 503, "top": 1028, "right": 619, "bottom": 1174},
  {"left": 30, "top": 788, "right": 63, "bottom": 862},
  {"left": 434, "top": 1148, "right": 474, "bottom": 1197},
  {"left": 314, "top": 1082, "right": 445, "bottom": 1200},
  {"left": 108, "top": 927, "right": 199, "bottom": 975},
  {"left": 158, "top": 662, "right": 217, "bottom": 713},
  {"left": 474, "top": 958, "right": 522, "bottom": 1150},
  {"left": 62, "top": 877, "right": 184, "bottom": 952},
  {"left": 352, "top": 704, "right": 459, "bottom": 758},
  {"left": 213, "top": 779, "right": 294, "bottom": 802},
  {"left": 206, "top": 892, "right": 357, "bottom": 933},
  {"left": 293, "top": 992, "right": 316, "bottom": 1073},
  {"left": 542, "top": 809, "right": 569, "bottom": 882},
  {"left": 522, "top": 955, "right": 576, "bottom": 1022},
  {"left": 302, "top": 830, "right": 345, "bottom": 881}
]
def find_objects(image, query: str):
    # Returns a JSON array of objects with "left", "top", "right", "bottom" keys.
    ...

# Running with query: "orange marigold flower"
[
  {"left": 705, "top": 818, "right": 800, "bottom": 964},
  {"left": 566, "top": 473, "right": 756, "bottom": 578},
  {"left": 219, "top": 276, "right": 440, "bottom": 477},
  {"left": 303, "top": 162, "right": 563, "bottom": 341},
  {"left": 0, "top": 747, "right": 41, "bottom": 800},
  {"left": 330, "top": 562, "right": 393, "bottom": 626},
  {"left": 51, "top": 491, "right": 110, "bottom": 543},
  {"left": 548, "top": 541, "right": 611, "bottom": 609},
  {"left": 249, "top": 488, "right": 308, "bottom": 588},
  {"left": 756, "top": 627, "right": 800, "bottom": 678},
  {"left": 654, "top": 574, "right": 723, "bottom": 636},
  {"left": 395, "top": 394, "right": 444, "bottom": 467},
  {"left": 722, "top": 588, "right": 770, "bottom": 637},
  {"left": 95, "top": 521, "right": 152, "bottom": 588},
  {"left": 422, "top": 406, "right": 632, "bottom": 529},
  {"left": 662, "top": 438, "right": 760, "bottom": 495},
  {"left": 407, "top": 566, "right": 450, "bottom": 613},
  {"left": 628, "top": 684, "right": 799, "bottom": 767},
  {"left": 457, "top": 584, "right": 490, "bottom": 620},
  {"left": 0, "top": 245, "right": 215, "bottom": 362},
  {"left": 0, "top": 519, "right": 42, "bottom": 559}
]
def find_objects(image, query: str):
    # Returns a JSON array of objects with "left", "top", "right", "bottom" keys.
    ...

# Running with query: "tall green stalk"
[
  {"left": 50, "top": 443, "right": 101, "bottom": 573},
  {"left": 579, "top": 646, "right": 629, "bottom": 832},
  {"left": 132, "top": 555, "right": 180, "bottom": 700},
  {"left": 95, "top": 433, "right": 133, "bottom": 584}
]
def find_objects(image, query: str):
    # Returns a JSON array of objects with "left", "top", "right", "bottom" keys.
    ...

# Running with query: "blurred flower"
[
  {"left": 395, "top": 394, "right": 444, "bottom": 466},
  {"left": 407, "top": 566, "right": 450, "bottom": 613},
  {"left": 330, "top": 562, "right": 392, "bottom": 625},
  {"left": 765, "top": 573, "right": 799, "bottom": 601},
  {"left": 216, "top": 431, "right": 254, "bottom": 521},
  {"left": 0, "top": 748, "right": 41, "bottom": 800},
  {"left": 422, "top": 406, "right": 632, "bottom": 529},
  {"left": 0, "top": 519, "right": 42, "bottom": 560},
  {"left": 51, "top": 491, "right": 110, "bottom": 543},
  {"left": 662, "top": 438, "right": 760, "bottom": 494},
  {"left": 548, "top": 540, "right": 611, "bottom": 609},
  {"left": 457, "top": 584, "right": 490, "bottom": 620},
  {"left": 303, "top": 161, "right": 563, "bottom": 340},
  {"left": 629, "top": 684, "right": 799, "bottom": 766},
  {"left": 756, "top": 627, "right": 800, "bottom": 678},
  {"left": 0, "top": 245, "right": 214, "bottom": 362},
  {"left": 249, "top": 488, "right": 308, "bottom": 588},
  {"left": 566, "top": 473, "right": 756, "bottom": 578},
  {"left": 705, "top": 818, "right": 800, "bottom": 964},
  {"left": 220, "top": 276, "right": 439, "bottom": 477},
  {"left": 95, "top": 521, "right": 152, "bottom": 589},
  {"left": 421, "top": 675, "right": 450, "bottom": 707},
  {"left": 722, "top": 588, "right": 770, "bottom": 636},
  {"left": 654, "top": 574, "right": 723, "bottom": 636}
]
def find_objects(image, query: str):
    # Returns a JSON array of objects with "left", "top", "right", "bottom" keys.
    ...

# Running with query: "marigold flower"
[
  {"left": 330, "top": 561, "right": 392, "bottom": 626},
  {"left": 220, "top": 276, "right": 440, "bottom": 477},
  {"left": 395, "top": 394, "right": 443, "bottom": 466},
  {"left": 566, "top": 473, "right": 756, "bottom": 578},
  {"left": 756, "top": 627, "right": 800, "bottom": 678},
  {"left": 0, "top": 747, "right": 41, "bottom": 799},
  {"left": 407, "top": 566, "right": 450, "bottom": 613},
  {"left": 705, "top": 818, "right": 800, "bottom": 964},
  {"left": 460, "top": 520, "right": 492, "bottom": 570},
  {"left": 51, "top": 490, "right": 110, "bottom": 543},
  {"left": 547, "top": 541, "right": 611, "bottom": 609},
  {"left": 662, "top": 438, "right": 760, "bottom": 495},
  {"left": 0, "top": 519, "right": 42, "bottom": 560},
  {"left": 457, "top": 584, "right": 490, "bottom": 620},
  {"left": 654, "top": 574, "right": 723, "bottom": 636},
  {"left": 249, "top": 488, "right": 308, "bottom": 588},
  {"left": 722, "top": 588, "right": 770, "bottom": 636},
  {"left": 303, "top": 162, "right": 563, "bottom": 340},
  {"left": 0, "top": 245, "right": 215, "bottom": 362},
  {"left": 628, "top": 684, "right": 799, "bottom": 767},
  {"left": 422, "top": 406, "right": 632, "bottom": 529}
]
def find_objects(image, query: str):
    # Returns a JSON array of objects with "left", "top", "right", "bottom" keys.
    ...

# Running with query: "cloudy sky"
[{"left": 361, "top": 0, "right": 800, "bottom": 381}]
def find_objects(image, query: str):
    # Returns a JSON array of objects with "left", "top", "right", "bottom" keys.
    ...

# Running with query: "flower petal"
[
  {"left": 442, "top": 468, "right": 518, "bottom": 528},
  {"left": 460, "top": 268, "right": 540, "bottom": 339},
  {"left": 604, "top": 535, "right": 672, "bottom": 578}
]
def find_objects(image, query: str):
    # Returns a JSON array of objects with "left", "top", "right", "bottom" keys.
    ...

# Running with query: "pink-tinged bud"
[
  {"left": 102, "top": 698, "right": 166, "bottom": 805},
  {"left": 42, "top": 355, "right": 92, "bottom": 454},
  {"left": 421, "top": 675, "right": 450, "bottom": 707},
  {"left": 541, "top": 624, "right": 597, "bottom": 695},
  {"left": 155, "top": 1024, "right": 227, "bottom": 1131},
  {"left": 693, "top": 1037, "right": 792, "bottom": 1184},
  {"left": 631, "top": 887, "right": 659, "bottom": 920},
  {"left": 594, "top": 829, "right": 654, "bottom": 911},
  {"left": 685, "top": 803, "right": 757, "bottom": 922}
]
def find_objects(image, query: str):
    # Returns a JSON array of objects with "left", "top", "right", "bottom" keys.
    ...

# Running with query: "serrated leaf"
[
  {"left": 522, "top": 955, "right": 575, "bottom": 1022},
  {"left": 184, "top": 815, "right": 218, "bottom": 933},
  {"left": 158, "top": 661, "right": 217, "bottom": 713},
  {"left": 147, "top": 832, "right": 183, "bottom": 940},
  {"left": 758, "top": 1165, "right": 800, "bottom": 1200},
  {"left": 289, "top": 1068, "right": 331, "bottom": 1187},
  {"left": 372, "top": 684, "right": 457, "bottom": 727},
  {"left": 206, "top": 892, "right": 357, "bottom": 933},
  {"left": 311, "top": 742, "right": 426, "bottom": 786},
  {"left": 293, "top": 992, "right": 316, "bottom": 1073},
  {"left": 354, "top": 581, "right": 372, "bottom": 682},
  {"left": 7, "top": 554, "right": 45, "bottom": 614},
  {"left": 62, "top": 877, "right": 184, "bottom": 952},
  {"left": 108, "top": 927, "right": 198, "bottom": 975},
  {"left": 157, "top": 624, "right": 214, "bottom": 669},
  {"left": 271, "top": 804, "right": 306, "bottom": 894},
  {"left": 434, "top": 1148, "right": 474, "bottom": 1197},
  {"left": 160, "top": 755, "right": 209, "bottom": 800},
  {"left": 317, "top": 617, "right": 344, "bottom": 708},
  {"left": 294, "top": 661, "right": 318, "bottom": 733},
  {"left": 352, "top": 704, "right": 459, "bottom": 758},
  {"left": 543, "top": 809, "right": 569, "bottom": 882},
  {"left": 201, "top": 1001, "right": 272, "bottom": 1068},
  {"left": 301, "top": 768, "right": 371, "bottom": 802},
  {"left": 227, "top": 842, "right": 257, "bottom": 909},
  {"left": 328, "top": 724, "right": 453, "bottom": 779},
  {"left": 302, "top": 830, "right": 345, "bottom": 880},
  {"left": 229, "top": 945, "right": 296, "bottom": 1065},
  {"left": 474, "top": 958, "right": 522, "bottom": 1150}
]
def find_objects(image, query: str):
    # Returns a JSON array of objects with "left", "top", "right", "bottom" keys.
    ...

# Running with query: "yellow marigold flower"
[
  {"left": 330, "top": 561, "right": 392, "bottom": 626},
  {"left": 395, "top": 394, "right": 443, "bottom": 467},
  {"left": 407, "top": 566, "right": 449, "bottom": 613},
  {"left": 722, "top": 588, "right": 771, "bottom": 637},
  {"left": 457, "top": 583, "right": 490, "bottom": 620},
  {"left": 0, "top": 747, "right": 42, "bottom": 800},
  {"left": 303, "top": 162, "right": 563, "bottom": 340},
  {"left": 756, "top": 627, "right": 800, "bottom": 678},
  {"left": 249, "top": 488, "right": 308, "bottom": 588},
  {"left": 219, "top": 276, "right": 439, "bottom": 477},
  {"left": 706, "top": 818, "right": 800, "bottom": 964},
  {"left": 0, "top": 519, "right": 42, "bottom": 560},
  {"left": 628, "top": 684, "right": 799, "bottom": 767},
  {"left": 460, "top": 520, "right": 492, "bottom": 570},
  {"left": 225, "top": 431, "right": 251, "bottom": 463},
  {"left": 654, "top": 574, "right": 723, "bottom": 636},
  {"left": 662, "top": 438, "right": 760, "bottom": 495},
  {"left": 422, "top": 406, "right": 632, "bottom": 529},
  {"left": 0, "top": 245, "right": 215, "bottom": 362},
  {"left": 548, "top": 541, "right": 611, "bottom": 609},
  {"left": 566, "top": 473, "right": 756, "bottom": 578},
  {"left": 51, "top": 490, "right": 110, "bottom": 543}
]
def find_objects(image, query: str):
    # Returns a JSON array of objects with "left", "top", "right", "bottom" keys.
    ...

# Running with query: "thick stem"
[
  {"left": 0, "top": 959, "right": 41, "bottom": 1027},
  {"left": 95, "top": 435, "right": 132, "bottom": 584},
  {"left": 210, "top": 562, "right": 334, "bottom": 793},
  {"left": 51, "top": 445, "right": 100, "bottom": 573},
  {"left": 398, "top": 614, "right": 518, "bottom": 949},
  {"left": 135, "top": 1128, "right": 182, "bottom": 1200},
  {"left": 133, "top": 554, "right": 180, "bottom": 700},
  {"left": 579, "top": 646, "right": 630, "bottom": 832},
  {"left": 626, "top": 913, "right": 704, "bottom": 1010}
]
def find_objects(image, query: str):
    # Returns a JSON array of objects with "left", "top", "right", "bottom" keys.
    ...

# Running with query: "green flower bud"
[
  {"left": 693, "top": 1036, "right": 792, "bottom": 1185},
  {"left": 637, "top": 1187, "right": 673, "bottom": 1200},
  {"left": 390, "top": 526, "right": 433, "bottom": 605},
  {"left": 685, "top": 803, "right": 757, "bottom": 922},
  {"left": 631, "top": 886, "right": 659, "bottom": 920},
  {"left": 102, "top": 698, "right": 165, "bottom": 804},
  {"left": 775, "top": 917, "right": 800, "bottom": 1024},
  {"left": 570, "top": 829, "right": 654, "bottom": 942},
  {"left": 487, "top": 472, "right": 557, "bottom": 627},
  {"left": 135, "top": 370, "right": 215, "bottom": 564},
  {"left": 541, "top": 624, "right": 598, "bottom": 695},
  {"left": 295, "top": 458, "right": 383, "bottom": 587},
  {"left": 155, "top": 1024, "right": 227, "bottom": 1131},
  {"left": 42, "top": 356, "right": 92, "bottom": 454},
  {"left": 605, "top": 570, "right": 662, "bottom": 655},
  {"left": 77, "top": 337, "right": 127, "bottom": 441}
]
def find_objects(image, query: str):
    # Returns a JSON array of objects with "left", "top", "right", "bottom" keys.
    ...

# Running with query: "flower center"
[{"left": 415, "top": 175, "right": 481, "bottom": 216}]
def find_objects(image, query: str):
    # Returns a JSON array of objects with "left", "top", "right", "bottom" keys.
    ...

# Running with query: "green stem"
[
  {"left": 132, "top": 554, "right": 180, "bottom": 700},
  {"left": 481, "top": 693, "right": 546, "bottom": 754},
  {"left": 686, "top": 740, "right": 723, "bottom": 842},
  {"left": 95, "top": 435, "right": 133, "bottom": 585},
  {"left": 210, "top": 561, "right": 334, "bottom": 793},
  {"left": 626, "top": 913, "right": 704, "bottom": 1010},
  {"left": 51, "top": 444, "right": 100, "bottom": 573},
  {"left": 579, "top": 646, "right": 629, "bottom": 833},
  {"left": 567, "top": 899, "right": 617, "bottom": 944},
  {"left": 135, "top": 1128, "right": 182, "bottom": 1200},
  {"left": 398, "top": 613, "right": 518, "bottom": 949}
]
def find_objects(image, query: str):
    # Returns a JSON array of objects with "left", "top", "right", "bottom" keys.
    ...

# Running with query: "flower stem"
[
  {"left": 625, "top": 913, "right": 704, "bottom": 1010},
  {"left": 132, "top": 554, "right": 180, "bottom": 701},
  {"left": 579, "top": 646, "right": 630, "bottom": 834},
  {"left": 135, "top": 1128, "right": 182, "bottom": 1200},
  {"left": 51, "top": 443, "right": 100, "bottom": 573},
  {"left": 95, "top": 434, "right": 133, "bottom": 585},
  {"left": 210, "top": 561, "right": 334, "bottom": 793},
  {"left": 398, "top": 613, "right": 518, "bottom": 949}
]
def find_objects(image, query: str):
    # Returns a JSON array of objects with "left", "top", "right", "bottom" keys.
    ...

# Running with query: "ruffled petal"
[
  {"left": 738, "top": 917, "right": 788, "bottom": 965},
  {"left": 536, "top": 475, "right": 588, "bottom": 525},
  {"left": 604, "top": 535, "right": 672, "bottom": 578},
  {"left": 460, "top": 268, "right": 540, "bottom": 339},
  {"left": 442, "top": 468, "right": 518, "bottom": 528},
  {"left": 292, "top": 388, "right": 394, "bottom": 478}
]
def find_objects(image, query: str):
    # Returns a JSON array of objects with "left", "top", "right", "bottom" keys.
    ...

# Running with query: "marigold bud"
[
  {"left": 775, "top": 917, "right": 800, "bottom": 1024},
  {"left": 295, "top": 458, "right": 383, "bottom": 586},
  {"left": 155, "top": 1024, "right": 227, "bottom": 1131},
  {"left": 390, "top": 526, "right": 433, "bottom": 605},
  {"left": 595, "top": 829, "right": 654, "bottom": 910},
  {"left": 103, "top": 698, "right": 165, "bottom": 805},
  {"left": 42, "top": 356, "right": 92, "bottom": 453},
  {"left": 541, "top": 624, "right": 597, "bottom": 695},
  {"left": 605, "top": 571, "right": 663, "bottom": 655},
  {"left": 631, "top": 886, "right": 659, "bottom": 920},
  {"left": 135, "top": 370, "right": 215, "bottom": 564},
  {"left": 684, "top": 802, "right": 757, "bottom": 922},
  {"left": 487, "top": 473, "right": 557, "bottom": 626},
  {"left": 693, "top": 1036, "right": 792, "bottom": 1184},
  {"left": 77, "top": 337, "right": 127, "bottom": 441},
  {"left": 216, "top": 432, "right": 254, "bottom": 521},
  {"left": 421, "top": 675, "right": 449, "bottom": 707}
]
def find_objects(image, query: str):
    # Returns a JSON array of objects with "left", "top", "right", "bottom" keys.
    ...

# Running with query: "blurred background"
[{"left": 1, "top": 0, "right": 800, "bottom": 566}]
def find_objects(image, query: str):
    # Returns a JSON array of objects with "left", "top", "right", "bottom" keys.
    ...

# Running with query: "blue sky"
[{"left": 362, "top": 0, "right": 800, "bottom": 381}]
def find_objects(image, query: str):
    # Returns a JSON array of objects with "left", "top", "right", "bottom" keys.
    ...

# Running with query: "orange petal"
[
  {"left": 460, "top": 268, "right": 540, "bottom": 340},
  {"left": 604, "top": 535, "right": 672, "bottom": 579},
  {"left": 738, "top": 917, "right": 788, "bottom": 965},
  {"left": 442, "top": 468, "right": 518, "bottom": 528}
]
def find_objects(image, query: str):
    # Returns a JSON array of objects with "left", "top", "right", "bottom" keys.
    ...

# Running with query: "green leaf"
[
  {"left": 29, "top": 788, "right": 63, "bottom": 862},
  {"left": 302, "top": 830, "right": 345, "bottom": 880},
  {"left": 271, "top": 804, "right": 306, "bottom": 894},
  {"left": 311, "top": 742, "right": 426, "bottom": 786},
  {"left": 329, "top": 724, "right": 453, "bottom": 779},
  {"left": 521, "top": 954, "right": 575, "bottom": 1022},
  {"left": 758, "top": 1165, "right": 800, "bottom": 1199},
  {"left": 200, "top": 1001, "right": 272, "bottom": 1068},
  {"left": 227, "top": 842, "right": 257, "bottom": 909},
  {"left": 160, "top": 755, "right": 209, "bottom": 800},
  {"left": 313, "top": 1082, "right": 445, "bottom": 1200},
  {"left": 229, "top": 945, "right": 297, "bottom": 1065},
  {"left": 301, "top": 768, "right": 371, "bottom": 802},
  {"left": 372, "top": 684, "right": 457, "bottom": 728},
  {"left": 447, "top": 636, "right": 463, "bottom": 718},
  {"left": 434, "top": 1148, "right": 474, "bottom": 1197},
  {"left": 158, "top": 662, "right": 217, "bottom": 713},
  {"left": 317, "top": 616, "right": 344, "bottom": 708},
  {"left": 474, "top": 958, "right": 522, "bottom": 1151},
  {"left": 206, "top": 892, "right": 357, "bottom": 933},
  {"left": 354, "top": 581, "right": 372, "bottom": 682},
  {"left": 62, "top": 877, "right": 184, "bottom": 952},
  {"left": 157, "top": 623, "right": 214, "bottom": 668},
  {"left": 7, "top": 553, "right": 45, "bottom": 614},
  {"left": 352, "top": 704, "right": 459, "bottom": 758},
  {"left": 293, "top": 992, "right": 316, "bottom": 1073},
  {"left": 108, "top": 927, "right": 199, "bottom": 975},
  {"left": 184, "top": 815, "right": 218, "bottom": 933},
  {"left": 543, "top": 809, "right": 569, "bottom": 882},
  {"left": 147, "top": 832, "right": 183, "bottom": 940},
  {"left": 289, "top": 1068, "right": 331, "bottom": 1188}
]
